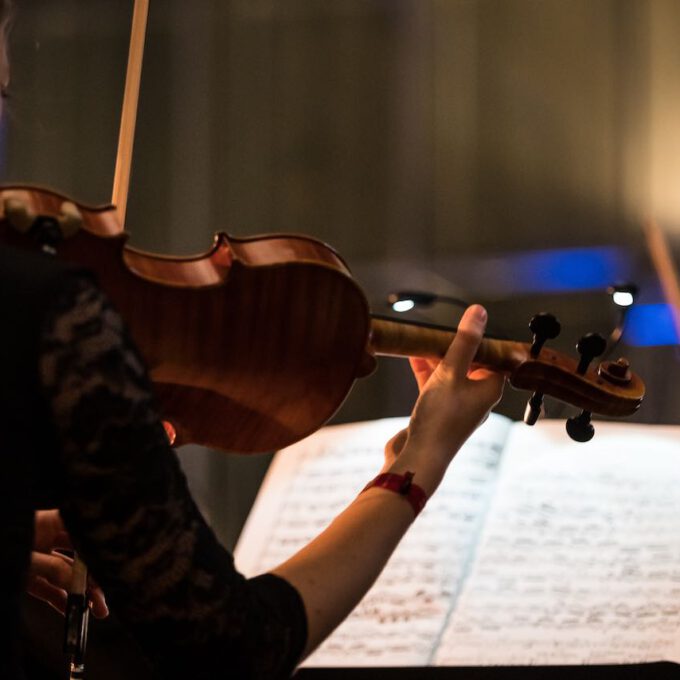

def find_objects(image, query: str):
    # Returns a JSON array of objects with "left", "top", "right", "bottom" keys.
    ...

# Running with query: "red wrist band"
[{"left": 361, "top": 471, "right": 427, "bottom": 517}]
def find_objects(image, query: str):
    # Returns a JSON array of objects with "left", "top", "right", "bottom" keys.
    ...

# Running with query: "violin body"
[
  {"left": 1, "top": 185, "right": 645, "bottom": 453},
  {"left": 0, "top": 185, "right": 373, "bottom": 452}
]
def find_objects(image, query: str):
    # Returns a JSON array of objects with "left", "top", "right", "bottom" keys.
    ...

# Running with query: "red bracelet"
[{"left": 361, "top": 471, "right": 427, "bottom": 517}]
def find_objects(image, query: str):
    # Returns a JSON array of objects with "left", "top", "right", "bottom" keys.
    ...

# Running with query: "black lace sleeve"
[{"left": 38, "top": 274, "right": 307, "bottom": 679}]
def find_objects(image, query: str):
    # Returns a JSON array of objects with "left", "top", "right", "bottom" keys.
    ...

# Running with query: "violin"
[
  {"left": 0, "top": 4, "right": 646, "bottom": 678},
  {"left": 0, "top": 184, "right": 645, "bottom": 452}
]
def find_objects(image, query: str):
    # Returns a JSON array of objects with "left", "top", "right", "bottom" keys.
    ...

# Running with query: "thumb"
[{"left": 442, "top": 305, "right": 488, "bottom": 379}]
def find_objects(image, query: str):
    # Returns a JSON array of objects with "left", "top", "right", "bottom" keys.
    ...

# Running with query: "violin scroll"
[{"left": 514, "top": 315, "right": 643, "bottom": 442}]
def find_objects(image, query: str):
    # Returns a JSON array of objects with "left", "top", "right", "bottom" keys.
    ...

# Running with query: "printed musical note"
[{"left": 434, "top": 421, "right": 680, "bottom": 666}]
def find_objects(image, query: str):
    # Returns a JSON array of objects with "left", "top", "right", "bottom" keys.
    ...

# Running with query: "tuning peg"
[
  {"left": 523, "top": 391, "right": 544, "bottom": 426},
  {"left": 598, "top": 357, "right": 632, "bottom": 385},
  {"left": 529, "top": 313, "right": 561, "bottom": 357},
  {"left": 575, "top": 333, "right": 607, "bottom": 374},
  {"left": 566, "top": 410, "right": 595, "bottom": 442}
]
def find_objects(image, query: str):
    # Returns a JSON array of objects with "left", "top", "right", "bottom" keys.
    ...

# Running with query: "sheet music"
[
  {"left": 435, "top": 420, "right": 680, "bottom": 666},
  {"left": 235, "top": 414, "right": 512, "bottom": 666}
]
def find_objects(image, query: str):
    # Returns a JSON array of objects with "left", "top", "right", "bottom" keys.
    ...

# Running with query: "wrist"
[
  {"left": 383, "top": 445, "right": 448, "bottom": 497},
  {"left": 361, "top": 471, "right": 428, "bottom": 517}
]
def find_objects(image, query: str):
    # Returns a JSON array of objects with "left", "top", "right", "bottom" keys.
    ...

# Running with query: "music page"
[
  {"left": 435, "top": 420, "right": 680, "bottom": 666},
  {"left": 235, "top": 414, "right": 512, "bottom": 666}
]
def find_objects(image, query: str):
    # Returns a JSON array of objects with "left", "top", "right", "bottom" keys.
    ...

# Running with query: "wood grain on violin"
[{"left": 0, "top": 185, "right": 644, "bottom": 454}]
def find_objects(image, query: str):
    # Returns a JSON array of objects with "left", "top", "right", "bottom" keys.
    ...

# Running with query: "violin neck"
[{"left": 369, "top": 317, "right": 529, "bottom": 375}]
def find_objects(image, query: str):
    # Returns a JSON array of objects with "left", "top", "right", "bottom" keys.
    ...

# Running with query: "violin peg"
[
  {"left": 529, "top": 313, "right": 561, "bottom": 357},
  {"left": 598, "top": 357, "right": 632, "bottom": 385},
  {"left": 566, "top": 410, "right": 595, "bottom": 442},
  {"left": 523, "top": 391, "right": 544, "bottom": 426},
  {"left": 575, "top": 333, "right": 607, "bottom": 374}
]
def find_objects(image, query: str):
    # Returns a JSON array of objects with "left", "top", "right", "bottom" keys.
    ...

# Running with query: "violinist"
[{"left": 0, "top": 4, "right": 504, "bottom": 679}]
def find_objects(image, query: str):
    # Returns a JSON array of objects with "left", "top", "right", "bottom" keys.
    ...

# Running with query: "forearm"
[{"left": 272, "top": 449, "right": 447, "bottom": 659}]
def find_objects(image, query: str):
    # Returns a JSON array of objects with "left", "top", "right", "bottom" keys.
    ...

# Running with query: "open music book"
[{"left": 234, "top": 415, "right": 680, "bottom": 667}]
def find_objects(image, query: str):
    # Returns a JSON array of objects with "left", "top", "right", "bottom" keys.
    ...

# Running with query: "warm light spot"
[
  {"left": 162, "top": 420, "right": 177, "bottom": 446},
  {"left": 623, "top": 304, "right": 680, "bottom": 346}
]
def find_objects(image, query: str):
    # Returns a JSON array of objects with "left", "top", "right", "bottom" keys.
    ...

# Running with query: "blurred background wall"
[{"left": 2, "top": 0, "right": 680, "bottom": 548}]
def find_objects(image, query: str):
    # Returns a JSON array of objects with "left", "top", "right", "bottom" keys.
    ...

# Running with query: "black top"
[{"left": 0, "top": 245, "right": 307, "bottom": 679}]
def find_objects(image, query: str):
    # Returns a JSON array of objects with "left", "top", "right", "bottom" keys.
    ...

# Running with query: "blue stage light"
[
  {"left": 491, "top": 247, "right": 633, "bottom": 294},
  {"left": 622, "top": 304, "right": 679, "bottom": 346}
]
